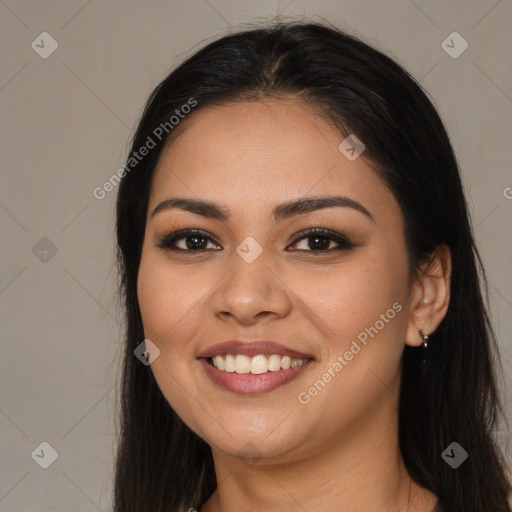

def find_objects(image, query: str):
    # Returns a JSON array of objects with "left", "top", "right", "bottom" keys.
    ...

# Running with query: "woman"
[{"left": 113, "top": 22, "right": 511, "bottom": 511}]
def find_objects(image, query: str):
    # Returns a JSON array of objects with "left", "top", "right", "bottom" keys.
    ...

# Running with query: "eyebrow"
[{"left": 151, "top": 195, "right": 374, "bottom": 223}]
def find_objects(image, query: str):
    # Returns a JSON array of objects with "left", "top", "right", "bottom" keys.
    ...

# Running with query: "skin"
[{"left": 137, "top": 97, "right": 451, "bottom": 512}]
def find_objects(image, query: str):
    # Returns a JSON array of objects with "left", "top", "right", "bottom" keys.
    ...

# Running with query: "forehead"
[{"left": 149, "top": 98, "right": 398, "bottom": 223}]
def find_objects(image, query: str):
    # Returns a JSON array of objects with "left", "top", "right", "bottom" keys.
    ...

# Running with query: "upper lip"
[{"left": 197, "top": 340, "right": 315, "bottom": 360}]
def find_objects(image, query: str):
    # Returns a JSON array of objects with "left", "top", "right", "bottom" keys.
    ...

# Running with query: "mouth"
[
  {"left": 197, "top": 340, "right": 316, "bottom": 395},
  {"left": 198, "top": 353, "right": 315, "bottom": 395}
]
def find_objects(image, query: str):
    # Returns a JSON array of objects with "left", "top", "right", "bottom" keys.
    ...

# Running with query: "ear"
[{"left": 405, "top": 244, "right": 452, "bottom": 347}]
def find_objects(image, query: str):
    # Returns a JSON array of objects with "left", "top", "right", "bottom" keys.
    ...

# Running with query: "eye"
[
  {"left": 287, "top": 228, "right": 358, "bottom": 252},
  {"left": 156, "top": 229, "right": 221, "bottom": 251}
]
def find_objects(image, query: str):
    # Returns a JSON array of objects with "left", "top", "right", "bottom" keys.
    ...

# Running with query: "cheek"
[
  {"left": 311, "top": 254, "right": 408, "bottom": 343},
  {"left": 136, "top": 255, "right": 204, "bottom": 418},
  {"left": 296, "top": 258, "right": 408, "bottom": 424},
  {"left": 136, "top": 250, "right": 220, "bottom": 360},
  {"left": 136, "top": 254, "right": 192, "bottom": 344},
  {"left": 305, "top": 251, "right": 410, "bottom": 411},
  {"left": 137, "top": 260, "right": 168, "bottom": 340}
]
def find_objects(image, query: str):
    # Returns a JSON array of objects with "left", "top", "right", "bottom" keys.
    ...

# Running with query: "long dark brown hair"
[{"left": 113, "top": 21, "right": 511, "bottom": 511}]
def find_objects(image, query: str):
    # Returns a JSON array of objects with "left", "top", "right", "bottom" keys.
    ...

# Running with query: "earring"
[
  {"left": 419, "top": 330, "right": 429, "bottom": 349},
  {"left": 419, "top": 330, "right": 430, "bottom": 370}
]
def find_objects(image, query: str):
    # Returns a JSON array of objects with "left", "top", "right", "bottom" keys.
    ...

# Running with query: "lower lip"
[{"left": 198, "top": 358, "right": 315, "bottom": 395}]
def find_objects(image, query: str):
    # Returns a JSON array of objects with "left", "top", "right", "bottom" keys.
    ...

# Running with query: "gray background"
[{"left": 1, "top": 1, "right": 511, "bottom": 510}]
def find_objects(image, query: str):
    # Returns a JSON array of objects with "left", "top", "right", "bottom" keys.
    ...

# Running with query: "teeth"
[
  {"left": 214, "top": 355, "right": 225, "bottom": 371},
  {"left": 251, "top": 355, "right": 268, "bottom": 375},
  {"left": 268, "top": 354, "right": 282, "bottom": 371},
  {"left": 235, "top": 354, "right": 251, "bottom": 374},
  {"left": 225, "top": 354, "right": 236, "bottom": 372},
  {"left": 210, "top": 354, "right": 308, "bottom": 374}
]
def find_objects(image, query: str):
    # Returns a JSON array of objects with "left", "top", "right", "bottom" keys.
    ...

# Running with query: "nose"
[{"left": 211, "top": 250, "right": 293, "bottom": 326}]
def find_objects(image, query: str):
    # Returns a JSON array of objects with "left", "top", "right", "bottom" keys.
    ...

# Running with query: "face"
[{"left": 137, "top": 98, "right": 414, "bottom": 463}]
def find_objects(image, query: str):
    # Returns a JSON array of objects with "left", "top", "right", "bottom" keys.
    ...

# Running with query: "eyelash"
[{"left": 155, "top": 227, "right": 358, "bottom": 254}]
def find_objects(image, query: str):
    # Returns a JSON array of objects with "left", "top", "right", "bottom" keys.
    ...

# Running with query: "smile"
[{"left": 199, "top": 356, "right": 314, "bottom": 395}]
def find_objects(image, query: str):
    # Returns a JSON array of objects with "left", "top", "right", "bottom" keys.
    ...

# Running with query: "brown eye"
[
  {"left": 156, "top": 230, "right": 221, "bottom": 251},
  {"left": 288, "top": 228, "right": 358, "bottom": 252}
]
